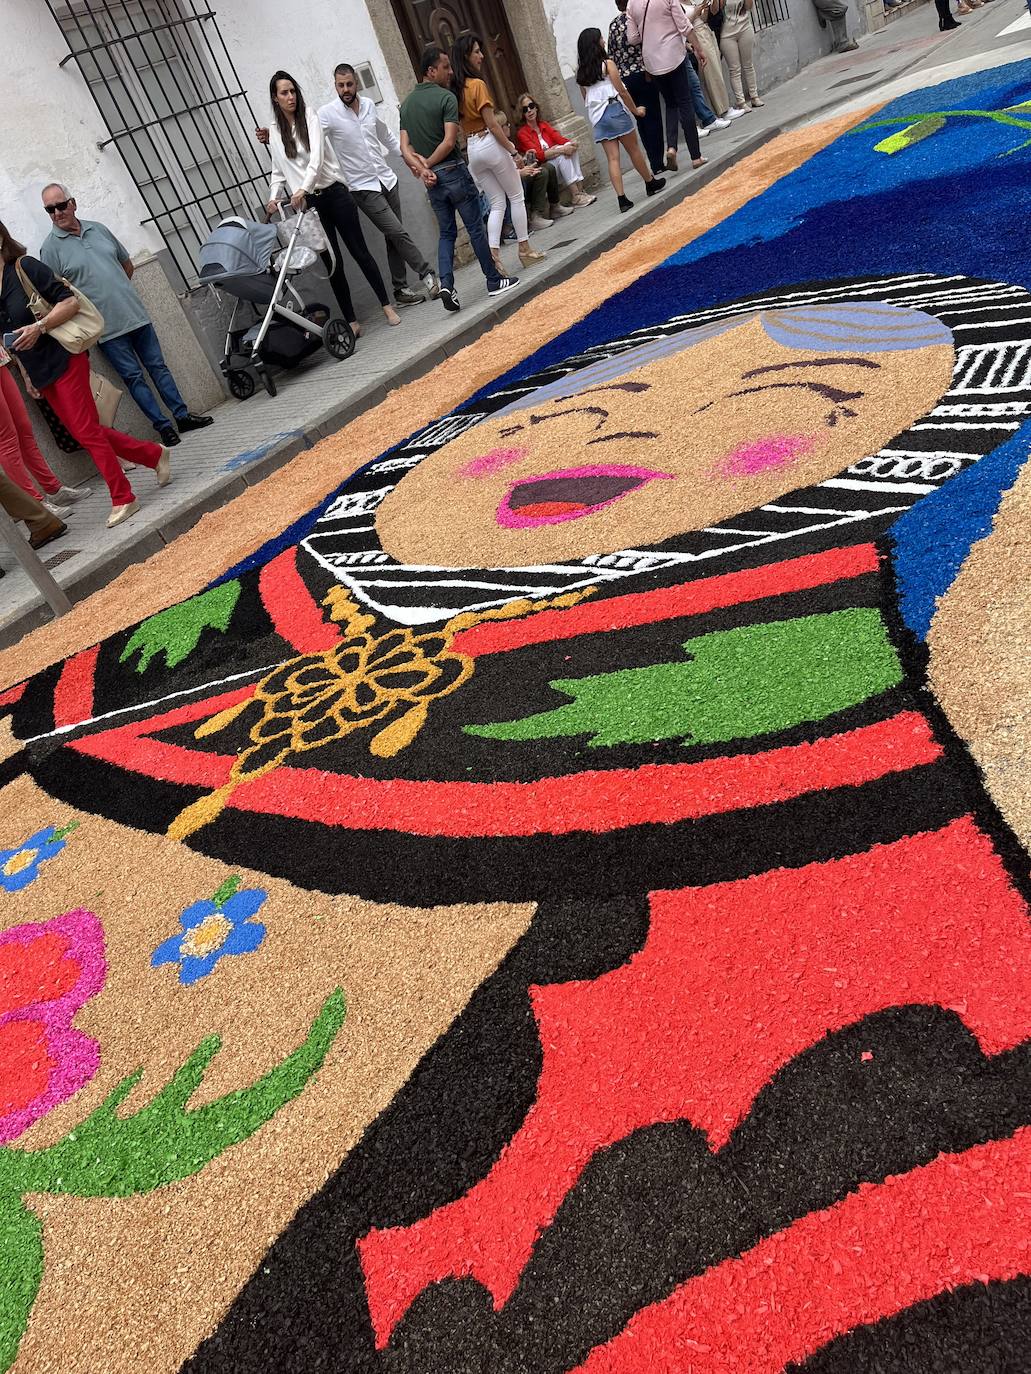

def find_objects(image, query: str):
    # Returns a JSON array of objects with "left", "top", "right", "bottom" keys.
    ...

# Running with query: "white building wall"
[
  {"left": 2, "top": 0, "right": 161, "bottom": 260},
  {"left": 544, "top": 0, "right": 621, "bottom": 80},
  {"left": 217, "top": 0, "right": 404, "bottom": 145},
  {"left": 1, "top": 0, "right": 405, "bottom": 264}
]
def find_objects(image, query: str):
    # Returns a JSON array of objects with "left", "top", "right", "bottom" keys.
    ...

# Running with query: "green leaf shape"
[
  {"left": 0, "top": 1199, "right": 42, "bottom": 1374},
  {"left": 873, "top": 113, "right": 946, "bottom": 154},
  {"left": 119, "top": 581, "right": 241, "bottom": 673},
  {"left": 0, "top": 989, "right": 345, "bottom": 1199},
  {"left": 466, "top": 610, "right": 902, "bottom": 750},
  {"left": 854, "top": 108, "right": 1031, "bottom": 159},
  {"left": 211, "top": 874, "right": 242, "bottom": 908}
]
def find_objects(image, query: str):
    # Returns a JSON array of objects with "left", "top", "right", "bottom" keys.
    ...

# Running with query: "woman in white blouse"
[{"left": 264, "top": 71, "right": 400, "bottom": 332}]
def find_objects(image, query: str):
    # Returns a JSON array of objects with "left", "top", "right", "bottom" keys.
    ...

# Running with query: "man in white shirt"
[{"left": 320, "top": 64, "right": 439, "bottom": 307}]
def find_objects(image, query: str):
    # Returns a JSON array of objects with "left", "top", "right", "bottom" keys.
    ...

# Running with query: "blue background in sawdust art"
[{"left": 222, "top": 59, "right": 1031, "bottom": 637}]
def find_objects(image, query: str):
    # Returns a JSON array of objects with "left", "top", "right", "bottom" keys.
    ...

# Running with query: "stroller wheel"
[
  {"left": 256, "top": 365, "right": 278, "bottom": 398},
  {"left": 324, "top": 318, "right": 356, "bottom": 361},
  {"left": 225, "top": 368, "right": 256, "bottom": 400}
]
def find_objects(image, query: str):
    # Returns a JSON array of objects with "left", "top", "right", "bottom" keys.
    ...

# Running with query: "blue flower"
[
  {"left": 0, "top": 828, "right": 68, "bottom": 893},
  {"left": 151, "top": 880, "right": 268, "bottom": 985}
]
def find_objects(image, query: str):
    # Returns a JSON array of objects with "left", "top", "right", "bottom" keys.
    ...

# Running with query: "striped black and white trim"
[{"left": 299, "top": 274, "right": 1031, "bottom": 626}]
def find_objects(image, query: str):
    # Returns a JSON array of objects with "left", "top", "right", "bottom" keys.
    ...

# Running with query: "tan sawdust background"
[
  {"left": 0, "top": 113, "right": 864, "bottom": 692},
  {"left": 4, "top": 775, "right": 533, "bottom": 1372},
  {"left": 927, "top": 449, "right": 1031, "bottom": 849}
]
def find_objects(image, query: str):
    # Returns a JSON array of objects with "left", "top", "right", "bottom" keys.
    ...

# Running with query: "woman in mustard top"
[{"left": 450, "top": 35, "right": 545, "bottom": 275}]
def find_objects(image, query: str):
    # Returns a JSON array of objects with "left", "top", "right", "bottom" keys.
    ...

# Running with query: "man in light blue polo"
[{"left": 39, "top": 184, "right": 213, "bottom": 448}]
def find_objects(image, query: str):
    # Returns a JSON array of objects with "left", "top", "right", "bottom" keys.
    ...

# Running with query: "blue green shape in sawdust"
[
  {"left": 466, "top": 610, "right": 902, "bottom": 749},
  {"left": 857, "top": 100, "right": 1031, "bottom": 158},
  {"left": 119, "top": 580, "right": 241, "bottom": 673},
  {"left": 0, "top": 988, "right": 345, "bottom": 1372}
]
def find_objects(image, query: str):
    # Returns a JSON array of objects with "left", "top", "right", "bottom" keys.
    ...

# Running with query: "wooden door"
[{"left": 391, "top": 0, "right": 531, "bottom": 121}]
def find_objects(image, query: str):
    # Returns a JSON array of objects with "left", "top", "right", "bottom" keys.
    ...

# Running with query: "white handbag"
[{"left": 275, "top": 207, "right": 329, "bottom": 254}]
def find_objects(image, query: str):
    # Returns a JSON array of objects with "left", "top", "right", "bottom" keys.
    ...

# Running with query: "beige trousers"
[
  {"left": 0, "top": 466, "right": 55, "bottom": 537},
  {"left": 695, "top": 22, "right": 730, "bottom": 116},
  {"left": 721, "top": 25, "right": 759, "bottom": 106}
]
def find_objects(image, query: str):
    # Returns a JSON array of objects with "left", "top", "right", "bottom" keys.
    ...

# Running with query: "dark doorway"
[{"left": 391, "top": 0, "right": 531, "bottom": 120}]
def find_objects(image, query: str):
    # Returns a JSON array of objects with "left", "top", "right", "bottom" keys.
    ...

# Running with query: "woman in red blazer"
[{"left": 514, "top": 95, "right": 597, "bottom": 207}]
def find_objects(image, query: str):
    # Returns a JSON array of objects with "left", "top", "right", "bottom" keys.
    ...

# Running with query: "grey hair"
[{"left": 41, "top": 183, "right": 72, "bottom": 200}]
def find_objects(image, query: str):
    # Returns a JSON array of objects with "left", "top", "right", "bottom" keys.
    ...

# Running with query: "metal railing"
[
  {"left": 46, "top": 0, "right": 269, "bottom": 285},
  {"left": 752, "top": 0, "right": 791, "bottom": 30}
]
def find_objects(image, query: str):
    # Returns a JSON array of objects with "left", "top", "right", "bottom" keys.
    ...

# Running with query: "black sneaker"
[
  {"left": 439, "top": 285, "right": 461, "bottom": 312},
  {"left": 617, "top": 194, "right": 634, "bottom": 213},
  {"left": 487, "top": 276, "right": 519, "bottom": 296},
  {"left": 158, "top": 425, "right": 181, "bottom": 447},
  {"left": 394, "top": 286, "right": 425, "bottom": 306},
  {"left": 646, "top": 177, "right": 667, "bottom": 196},
  {"left": 177, "top": 413, "right": 214, "bottom": 432}
]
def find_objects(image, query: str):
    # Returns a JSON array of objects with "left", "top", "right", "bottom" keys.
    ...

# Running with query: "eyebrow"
[
  {"left": 528, "top": 405, "right": 609, "bottom": 429},
  {"left": 497, "top": 384, "right": 650, "bottom": 434},
  {"left": 577, "top": 381, "right": 651, "bottom": 396},
  {"left": 587, "top": 430, "right": 658, "bottom": 444},
  {"left": 742, "top": 357, "right": 883, "bottom": 379}
]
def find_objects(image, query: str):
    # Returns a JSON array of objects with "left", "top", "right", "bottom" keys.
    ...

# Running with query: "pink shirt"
[{"left": 626, "top": 0, "right": 694, "bottom": 77}]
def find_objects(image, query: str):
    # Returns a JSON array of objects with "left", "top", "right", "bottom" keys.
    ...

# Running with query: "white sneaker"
[
  {"left": 43, "top": 498, "right": 73, "bottom": 520},
  {"left": 550, "top": 203, "right": 574, "bottom": 217},
  {"left": 107, "top": 499, "right": 139, "bottom": 529},
  {"left": 527, "top": 213, "right": 552, "bottom": 231},
  {"left": 54, "top": 484, "right": 91, "bottom": 504},
  {"left": 697, "top": 124, "right": 710, "bottom": 137},
  {"left": 726, "top": 107, "right": 747, "bottom": 119},
  {"left": 710, "top": 117, "right": 731, "bottom": 129},
  {"left": 422, "top": 270, "right": 441, "bottom": 299}
]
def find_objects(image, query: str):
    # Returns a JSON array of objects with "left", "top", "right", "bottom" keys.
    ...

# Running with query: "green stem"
[
  {"left": 0, "top": 1197, "right": 43, "bottom": 1374},
  {"left": 854, "top": 109, "right": 1031, "bottom": 134},
  {"left": 0, "top": 989, "right": 345, "bottom": 1198}
]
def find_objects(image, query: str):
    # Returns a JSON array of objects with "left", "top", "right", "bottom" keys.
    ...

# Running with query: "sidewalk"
[{"left": 0, "top": 0, "right": 1022, "bottom": 647}]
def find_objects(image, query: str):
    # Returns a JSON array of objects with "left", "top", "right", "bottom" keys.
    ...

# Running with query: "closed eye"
[{"left": 728, "top": 381, "right": 865, "bottom": 403}]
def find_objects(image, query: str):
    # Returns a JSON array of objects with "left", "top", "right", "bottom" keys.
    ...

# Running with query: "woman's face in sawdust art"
[{"left": 376, "top": 306, "right": 954, "bottom": 567}]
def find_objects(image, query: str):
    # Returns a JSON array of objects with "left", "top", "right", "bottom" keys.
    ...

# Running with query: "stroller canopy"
[{"left": 198, "top": 217, "right": 279, "bottom": 283}]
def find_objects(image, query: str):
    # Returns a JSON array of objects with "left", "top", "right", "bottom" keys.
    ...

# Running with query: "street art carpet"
[{"left": 1, "top": 59, "right": 1030, "bottom": 1374}]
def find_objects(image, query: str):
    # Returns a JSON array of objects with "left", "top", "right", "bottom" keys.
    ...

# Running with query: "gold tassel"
[{"left": 167, "top": 783, "right": 237, "bottom": 841}]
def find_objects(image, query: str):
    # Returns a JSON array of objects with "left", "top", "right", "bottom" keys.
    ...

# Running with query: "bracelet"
[{"left": 38, "top": 319, "right": 48, "bottom": 335}]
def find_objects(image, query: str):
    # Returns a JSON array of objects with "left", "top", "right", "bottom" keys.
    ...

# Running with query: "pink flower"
[{"left": 0, "top": 910, "right": 106, "bottom": 1144}]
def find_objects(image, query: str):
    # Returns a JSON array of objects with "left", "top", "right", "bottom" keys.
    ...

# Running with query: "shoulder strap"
[
  {"left": 14, "top": 256, "right": 36, "bottom": 299},
  {"left": 641, "top": 0, "right": 653, "bottom": 40}
]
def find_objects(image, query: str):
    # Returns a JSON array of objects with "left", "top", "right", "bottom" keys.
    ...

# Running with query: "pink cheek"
[
  {"left": 717, "top": 434, "right": 816, "bottom": 479},
  {"left": 459, "top": 446, "right": 528, "bottom": 479}
]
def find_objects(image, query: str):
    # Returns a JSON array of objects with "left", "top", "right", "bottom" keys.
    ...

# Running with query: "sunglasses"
[
  {"left": 44, "top": 200, "right": 72, "bottom": 215},
  {"left": 521, "top": 101, "right": 537, "bottom": 112}
]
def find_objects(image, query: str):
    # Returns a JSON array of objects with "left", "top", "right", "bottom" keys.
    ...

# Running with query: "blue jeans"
[
  {"left": 426, "top": 162, "right": 502, "bottom": 291},
  {"left": 686, "top": 57, "right": 717, "bottom": 128},
  {"left": 99, "top": 323, "right": 188, "bottom": 433}
]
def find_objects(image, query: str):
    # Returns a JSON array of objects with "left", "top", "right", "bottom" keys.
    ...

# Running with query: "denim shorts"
[{"left": 593, "top": 99, "right": 636, "bottom": 143}]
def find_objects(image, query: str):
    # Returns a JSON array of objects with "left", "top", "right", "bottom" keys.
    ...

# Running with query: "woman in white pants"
[
  {"left": 514, "top": 94, "right": 596, "bottom": 207},
  {"left": 451, "top": 35, "right": 545, "bottom": 274}
]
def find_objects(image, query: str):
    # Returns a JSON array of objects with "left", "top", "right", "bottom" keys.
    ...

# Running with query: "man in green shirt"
[
  {"left": 399, "top": 46, "right": 517, "bottom": 312},
  {"left": 40, "top": 185, "right": 213, "bottom": 447}
]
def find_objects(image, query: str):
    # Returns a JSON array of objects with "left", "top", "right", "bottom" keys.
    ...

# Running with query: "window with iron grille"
[
  {"left": 46, "top": 0, "right": 269, "bottom": 286},
  {"left": 752, "top": 0, "right": 791, "bottom": 30}
]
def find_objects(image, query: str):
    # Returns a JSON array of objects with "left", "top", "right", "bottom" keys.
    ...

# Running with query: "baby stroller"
[{"left": 198, "top": 210, "right": 355, "bottom": 399}]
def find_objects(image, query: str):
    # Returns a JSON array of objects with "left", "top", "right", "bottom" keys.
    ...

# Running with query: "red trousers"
[
  {"left": 43, "top": 352, "right": 161, "bottom": 506},
  {"left": 0, "top": 364, "right": 61, "bottom": 499}
]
